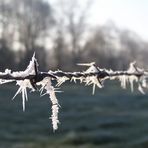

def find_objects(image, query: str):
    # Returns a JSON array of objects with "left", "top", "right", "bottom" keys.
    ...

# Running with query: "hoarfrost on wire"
[{"left": 0, "top": 54, "right": 148, "bottom": 131}]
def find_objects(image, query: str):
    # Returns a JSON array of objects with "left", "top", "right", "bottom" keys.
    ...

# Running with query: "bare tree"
[
  {"left": 0, "top": 0, "right": 16, "bottom": 70},
  {"left": 52, "top": 0, "right": 93, "bottom": 66},
  {"left": 11, "top": 0, "right": 54, "bottom": 51},
  {"left": 53, "top": 29, "right": 65, "bottom": 69},
  {"left": 0, "top": 0, "right": 55, "bottom": 70}
]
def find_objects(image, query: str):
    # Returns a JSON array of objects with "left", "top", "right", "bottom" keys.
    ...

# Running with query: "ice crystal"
[
  {"left": 138, "top": 84, "right": 145, "bottom": 94},
  {"left": 114, "top": 62, "right": 147, "bottom": 93},
  {"left": 12, "top": 53, "right": 36, "bottom": 77},
  {"left": 12, "top": 80, "right": 34, "bottom": 111},
  {"left": 0, "top": 69, "right": 14, "bottom": 84},
  {"left": 38, "top": 78, "right": 60, "bottom": 131},
  {"left": 84, "top": 65, "right": 102, "bottom": 94},
  {"left": 0, "top": 79, "right": 14, "bottom": 84},
  {"left": 11, "top": 54, "right": 37, "bottom": 111},
  {"left": 56, "top": 76, "right": 69, "bottom": 87}
]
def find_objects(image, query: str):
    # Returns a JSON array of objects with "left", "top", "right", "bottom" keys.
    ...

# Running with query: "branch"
[{"left": 0, "top": 54, "right": 148, "bottom": 131}]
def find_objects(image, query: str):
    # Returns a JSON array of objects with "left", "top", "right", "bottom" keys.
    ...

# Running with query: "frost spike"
[{"left": 138, "top": 84, "right": 145, "bottom": 94}]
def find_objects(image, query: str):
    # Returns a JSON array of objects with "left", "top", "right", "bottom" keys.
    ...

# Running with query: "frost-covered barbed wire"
[{"left": 0, "top": 53, "right": 148, "bottom": 130}]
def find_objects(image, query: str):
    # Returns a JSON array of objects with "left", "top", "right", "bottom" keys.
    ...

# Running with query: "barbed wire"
[{"left": 0, "top": 53, "right": 148, "bottom": 131}]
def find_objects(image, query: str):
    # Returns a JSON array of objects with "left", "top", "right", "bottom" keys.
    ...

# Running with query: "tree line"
[{"left": 0, "top": 0, "right": 148, "bottom": 71}]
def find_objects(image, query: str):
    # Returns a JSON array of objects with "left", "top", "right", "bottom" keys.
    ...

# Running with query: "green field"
[{"left": 0, "top": 82, "right": 148, "bottom": 148}]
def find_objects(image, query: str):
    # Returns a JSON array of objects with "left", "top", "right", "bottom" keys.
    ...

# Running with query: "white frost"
[
  {"left": 12, "top": 80, "right": 34, "bottom": 111},
  {"left": 56, "top": 76, "right": 69, "bottom": 87},
  {"left": 138, "top": 84, "right": 145, "bottom": 94},
  {"left": 84, "top": 65, "right": 102, "bottom": 94},
  {"left": 0, "top": 69, "right": 14, "bottom": 84},
  {"left": 0, "top": 79, "right": 14, "bottom": 84},
  {"left": 11, "top": 53, "right": 36, "bottom": 77},
  {"left": 38, "top": 78, "right": 60, "bottom": 131},
  {"left": 11, "top": 53, "right": 37, "bottom": 111},
  {"left": 115, "top": 62, "right": 148, "bottom": 93}
]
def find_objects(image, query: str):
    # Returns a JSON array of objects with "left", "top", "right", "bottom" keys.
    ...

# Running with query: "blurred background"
[{"left": 0, "top": 0, "right": 148, "bottom": 147}]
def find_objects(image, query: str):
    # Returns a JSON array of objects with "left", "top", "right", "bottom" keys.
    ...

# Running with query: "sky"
[
  {"left": 89, "top": 0, "right": 148, "bottom": 40},
  {"left": 49, "top": 0, "right": 148, "bottom": 40}
]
